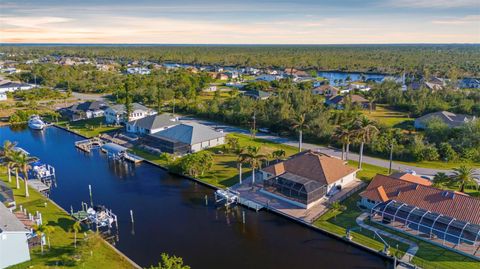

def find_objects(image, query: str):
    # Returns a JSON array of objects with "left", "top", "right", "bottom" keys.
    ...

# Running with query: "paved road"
[
  {"left": 180, "top": 116, "right": 478, "bottom": 177},
  {"left": 70, "top": 92, "right": 111, "bottom": 102}
]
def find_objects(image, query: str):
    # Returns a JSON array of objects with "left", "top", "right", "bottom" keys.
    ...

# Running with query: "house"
[
  {"left": 61, "top": 101, "right": 107, "bottom": 121},
  {"left": 325, "top": 94, "right": 372, "bottom": 110},
  {"left": 146, "top": 122, "right": 225, "bottom": 154},
  {"left": 0, "top": 82, "right": 34, "bottom": 93},
  {"left": 460, "top": 78, "right": 480, "bottom": 89},
  {"left": 104, "top": 103, "right": 157, "bottom": 125},
  {"left": 126, "top": 67, "right": 151, "bottom": 75},
  {"left": 243, "top": 90, "right": 271, "bottom": 100},
  {"left": 126, "top": 114, "right": 178, "bottom": 134},
  {"left": 284, "top": 68, "right": 309, "bottom": 77},
  {"left": 225, "top": 71, "right": 239, "bottom": 79},
  {"left": 0, "top": 203, "right": 31, "bottom": 268},
  {"left": 312, "top": 85, "right": 339, "bottom": 97},
  {"left": 360, "top": 174, "right": 480, "bottom": 257},
  {"left": 256, "top": 74, "right": 280, "bottom": 82},
  {"left": 425, "top": 77, "right": 446, "bottom": 91},
  {"left": 216, "top": 73, "right": 229, "bottom": 80},
  {"left": 203, "top": 85, "right": 217, "bottom": 92},
  {"left": 389, "top": 172, "right": 432, "bottom": 186},
  {"left": 1, "top": 67, "right": 18, "bottom": 74},
  {"left": 0, "top": 92, "right": 6, "bottom": 101},
  {"left": 261, "top": 151, "right": 358, "bottom": 209},
  {"left": 414, "top": 111, "right": 476, "bottom": 129}
]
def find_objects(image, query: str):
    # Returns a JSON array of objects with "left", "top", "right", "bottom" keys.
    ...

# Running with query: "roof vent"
[{"left": 396, "top": 190, "right": 401, "bottom": 197}]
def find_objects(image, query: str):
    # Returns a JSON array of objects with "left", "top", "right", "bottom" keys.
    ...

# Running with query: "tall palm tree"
[
  {"left": 334, "top": 121, "right": 355, "bottom": 161},
  {"left": 240, "top": 146, "right": 267, "bottom": 185},
  {"left": 451, "top": 166, "right": 479, "bottom": 193},
  {"left": 292, "top": 112, "right": 308, "bottom": 152},
  {"left": 271, "top": 149, "right": 286, "bottom": 163},
  {"left": 433, "top": 172, "right": 449, "bottom": 188},
  {"left": 234, "top": 147, "right": 247, "bottom": 184},
  {"left": 353, "top": 117, "right": 379, "bottom": 169},
  {"left": 12, "top": 152, "right": 35, "bottom": 197},
  {"left": 72, "top": 221, "right": 82, "bottom": 248},
  {"left": 1, "top": 140, "right": 17, "bottom": 183},
  {"left": 33, "top": 224, "right": 55, "bottom": 254}
]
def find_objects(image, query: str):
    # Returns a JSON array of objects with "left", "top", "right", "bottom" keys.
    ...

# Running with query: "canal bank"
[{"left": 2, "top": 125, "right": 392, "bottom": 268}]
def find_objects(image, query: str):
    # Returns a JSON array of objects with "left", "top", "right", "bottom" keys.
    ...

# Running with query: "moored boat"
[{"left": 28, "top": 115, "right": 46, "bottom": 130}]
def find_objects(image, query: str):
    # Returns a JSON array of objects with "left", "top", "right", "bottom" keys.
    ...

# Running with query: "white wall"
[
  {"left": 190, "top": 136, "right": 225, "bottom": 153},
  {"left": 327, "top": 172, "right": 356, "bottom": 195},
  {"left": 0, "top": 232, "right": 31, "bottom": 268}
]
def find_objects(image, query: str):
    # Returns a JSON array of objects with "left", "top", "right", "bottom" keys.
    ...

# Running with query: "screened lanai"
[
  {"left": 371, "top": 200, "right": 480, "bottom": 258},
  {"left": 263, "top": 172, "right": 327, "bottom": 206}
]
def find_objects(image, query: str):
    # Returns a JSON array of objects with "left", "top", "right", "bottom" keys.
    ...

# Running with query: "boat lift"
[{"left": 71, "top": 202, "right": 118, "bottom": 229}]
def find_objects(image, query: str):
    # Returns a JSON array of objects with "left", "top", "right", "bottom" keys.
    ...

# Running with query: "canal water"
[
  {"left": 317, "top": 71, "right": 388, "bottom": 86},
  {"left": 1, "top": 126, "right": 390, "bottom": 269}
]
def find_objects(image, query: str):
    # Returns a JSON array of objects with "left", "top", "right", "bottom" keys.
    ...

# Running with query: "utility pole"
[
  {"left": 251, "top": 111, "right": 256, "bottom": 137},
  {"left": 388, "top": 142, "right": 394, "bottom": 174}
]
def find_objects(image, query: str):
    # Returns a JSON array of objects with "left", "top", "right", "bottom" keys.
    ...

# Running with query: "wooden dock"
[
  {"left": 28, "top": 180, "right": 50, "bottom": 193},
  {"left": 75, "top": 138, "right": 105, "bottom": 153}
]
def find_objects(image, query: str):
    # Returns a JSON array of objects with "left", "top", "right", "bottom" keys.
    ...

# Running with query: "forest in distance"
[{"left": 2, "top": 44, "right": 480, "bottom": 77}]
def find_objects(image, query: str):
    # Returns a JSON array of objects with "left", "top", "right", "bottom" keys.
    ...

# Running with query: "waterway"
[{"left": 1, "top": 126, "right": 390, "bottom": 269}]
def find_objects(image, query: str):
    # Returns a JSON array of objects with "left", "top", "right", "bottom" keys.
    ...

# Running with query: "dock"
[
  {"left": 215, "top": 189, "right": 264, "bottom": 211},
  {"left": 75, "top": 138, "right": 105, "bottom": 153},
  {"left": 28, "top": 180, "right": 51, "bottom": 194},
  {"left": 101, "top": 143, "right": 143, "bottom": 163}
]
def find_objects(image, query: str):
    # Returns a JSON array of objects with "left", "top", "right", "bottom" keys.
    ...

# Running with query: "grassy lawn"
[
  {"left": 1, "top": 168, "right": 135, "bottom": 269},
  {"left": 348, "top": 160, "right": 392, "bottom": 181},
  {"left": 56, "top": 117, "right": 121, "bottom": 138},
  {"left": 363, "top": 104, "right": 413, "bottom": 128},
  {"left": 394, "top": 159, "right": 480, "bottom": 170}
]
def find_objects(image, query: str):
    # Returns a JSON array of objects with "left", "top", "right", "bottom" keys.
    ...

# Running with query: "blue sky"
[{"left": 1, "top": 0, "right": 479, "bottom": 43}]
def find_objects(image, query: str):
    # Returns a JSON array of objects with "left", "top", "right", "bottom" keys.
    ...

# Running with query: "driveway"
[{"left": 180, "top": 116, "right": 479, "bottom": 178}]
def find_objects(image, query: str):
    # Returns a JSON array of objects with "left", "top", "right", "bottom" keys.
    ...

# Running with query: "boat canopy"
[{"left": 101, "top": 143, "right": 128, "bottom": 154}]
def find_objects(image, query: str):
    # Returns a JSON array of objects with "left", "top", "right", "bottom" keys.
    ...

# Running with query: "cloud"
[
  {"left": 432, "top": 15, "right": 480, "bottom": 25},
  {"left": 1, "top": 16, "right": 73, "bottom": 28},
  {"left": 385, "top": 0, "right": 478, "bottom": 8}
]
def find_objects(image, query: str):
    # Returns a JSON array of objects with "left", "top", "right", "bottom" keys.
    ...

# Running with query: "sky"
[{"left": 1, "top": 0, "right": 479, "bottom": 44}]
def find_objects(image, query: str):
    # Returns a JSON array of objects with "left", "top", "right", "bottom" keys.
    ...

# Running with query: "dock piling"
[
  {"left": 205, "top": 195, "right": 208, "bottom": 206},
  {"left": 88, "top": 185, "right": 93, "bottom": 207},
  {"left": 242, "top": 210, "right": 245, "bottom": 224},
  {"left": 130, "top": 210, "right": 134, "bottom": 223}
]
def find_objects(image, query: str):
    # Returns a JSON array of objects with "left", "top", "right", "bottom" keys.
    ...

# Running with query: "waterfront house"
[
  {"left": 0, "top": 203, "right": 31, "bottom": 268},
  {"left": 126, "top": 114, "right": 179, "bottom": 134},
  {"left": 126, "top": 67, "right": 151, "bottom": 75},
  {"left": 0, "top": 81, "right": 33, "bottom": 93},
  {"left": 261, "top": 151, "right": 358, "bottom": 209},
  {"left": 256, "top": 74, "right": 281, "bottom": 82},
  {"left": 325, "top": 94, "right": 371, "bottom": 110},
  {"left": 61, "top": 101, "right": 108, "bottom": 121},
  {"left": 312, "top": 85, "right": 339, "bottom": 97},
  {"left": 414, "top": 111, "right": 476, "bottom": 129},
  {"left": 104, "top": 103, "right": 157, "bottom": 125},
  {"left": 460, "top": 78, "right": 480, "bottom": 89},
  {"left": 146, "top": 122, "right": 225, "bottom": 154},
  {"left": 360, "top": 174, "right": 480, "bottom": 258}
]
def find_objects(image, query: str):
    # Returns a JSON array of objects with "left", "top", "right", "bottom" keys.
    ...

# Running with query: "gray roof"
[
  {"left": 416, "top": 111, "right": 476, "bottom": 128},
  {"left": 0, "top": 202, "right": 28, "bottom": 233},
  {"left": 108, "top": 103, "right": 151, "bottom": 114},
  {"left": 151, "top": 122, "right": 225, "bottom": 145},
  {"left": 127, "top": 114, "right": 178, "bottom": 131}
]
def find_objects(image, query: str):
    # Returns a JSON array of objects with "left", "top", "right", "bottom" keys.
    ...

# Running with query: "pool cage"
[
  {"left": 371, "top": 200, "right": 480, "bottom": 257},
  {"left": 263, "top": 173, "right": 327, "bottom": 205}
]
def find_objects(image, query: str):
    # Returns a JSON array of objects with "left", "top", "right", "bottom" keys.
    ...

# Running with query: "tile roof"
[
  {"left": 390, "top": 172, "right": 432, "bottom": 186},
  {"left": 360, "top": 174, "right": 480, "bottom": 225},
  {"left": 262, "top": 150, "right": 357, "bottom": 186}
]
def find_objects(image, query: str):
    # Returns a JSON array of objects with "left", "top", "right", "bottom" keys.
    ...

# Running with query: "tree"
[
  {"left": 72, "top": 221, "right": 82, "bottom": 248},
  {"left": 234, "top": 146, "right": 247, "bottom": 184},
  {"left": 329, "top": 201, "right": 346, "bottom": 220},
  {"left": 333, "top": 122, "right": 355, "bottom": 161},
  {"left": 124, "top": 78, "right": 133, "bottom": 122},
  {"left": 433, "top": 172, "right": 449, "bottom": 188},
  {"left": 1, "top": 140, "right": 17, "bottom": 183},
  {"left": 225, "top": 136, "right": 240, "bottom": 153},
  {"left": 33, "top": 224, "right": 55, "bottom": 254},
  {"left": 156, "top": 82, "right": 164, "bottom": 113},
  {"left": 12, "top": 152, "right": 35, "bottom": 197},
  {"left": 353, "top": 117, "right": 379, "bottom": 169},
  {"left": 148, "top": 253, "right": 190, "bottom": 269},
  {"left": 451, "top": 165, "right": 479, "bottom": 193},
  {"left": 271, "top": 149, "right": 286, "bottom": 163},
  {"left": 292, "top": 112, "right": 308, "bottom": 152},
  {"left": 240, "top": 146, "right": 267, "bottom": 185}
]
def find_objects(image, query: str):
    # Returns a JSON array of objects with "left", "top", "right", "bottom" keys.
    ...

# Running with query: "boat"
[{"left": 28, "top": 115, "right": 46, "bottom": 130}]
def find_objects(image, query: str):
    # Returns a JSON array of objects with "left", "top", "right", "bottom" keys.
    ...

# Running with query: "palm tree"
[
  {"left": 234, "top": 147, "right": 247, "bottom": 184},
  {"left": 451, "top": 166, "right": 479, "bottom": 193},
  {"left": 353, "top": 117, "right": 379, "bottom": 169},
  {"left": 329, "top": 201, "right": 347, "bottom": 220},
  {"left": 433, "top": 172, "right": 449, "bottom": 188},
  {"left": 72, "top": 221, "right": 82, "bottom": 248},
  {"left": 334, "top": 121, "right": 355, "bottom": 161},
  {"left": 271, "top": 149, "right": 286, "bottom": 163},
  {"left": 240, "top": 146, "right": 267, "bottom": 185},
  {"left": 1, "top": 140, "right": 17, "bottom": 183},
  {"left": 12, "top": 152, "right": 35, "bottom": 197},
  {"left": 33, "top": 224, "right": 55, "bottom": 254},
  {"left": 292, "top": 112, "right": 308, "bottom": 152}
]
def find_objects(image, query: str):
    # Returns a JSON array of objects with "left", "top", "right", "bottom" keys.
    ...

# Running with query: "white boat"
[{"left": 28, "top": 115, "right": 46, "bottom": 130}]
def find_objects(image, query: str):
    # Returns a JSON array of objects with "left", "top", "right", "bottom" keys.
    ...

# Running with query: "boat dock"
[
  {"left": 101, "top": 143, "right": 143, "bottom": 163},
  {"left": 215, "top": 189, "right": 264, "bottom": 211},
  {"left": 28, "top": 180, "right": 51, "bottom": 194},
  {"left": 75, "top": 138, "right": 105, "bottom": 153}
]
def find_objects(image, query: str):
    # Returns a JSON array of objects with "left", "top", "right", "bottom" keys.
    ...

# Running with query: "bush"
[
  {"left": 422, "top": 145, "right": 439, "bottom": 161},
  {"left": 438, "top": 142, "right": 458, "bottom": 162}
]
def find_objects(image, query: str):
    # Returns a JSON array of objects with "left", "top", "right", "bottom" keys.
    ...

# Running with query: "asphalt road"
[{"left": 180, "top": 116, "right": 479, "bottom": 179}]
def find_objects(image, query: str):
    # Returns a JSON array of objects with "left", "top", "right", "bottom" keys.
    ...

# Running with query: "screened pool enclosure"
[
  {"left": 371, "top": 200, "right": 480, "bottom": 257},
  {"left": 263, "top": 173, "right": 327, "bottom": 206}
]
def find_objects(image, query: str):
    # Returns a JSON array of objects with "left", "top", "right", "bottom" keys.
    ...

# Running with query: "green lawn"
[
  {"left": 56, "top": 117, "right": 121, "bottom": 138},
  {"left": 348, "top": 160, "right": 392, "bottom": 181},
  {"left": 394, "top": 159, "right": 480, "bottom": 170},
  {"left": 1, "top": 168, "right": 135, "bottom": 269},
  {"left": 363, "top": 104, "right": 413, "bottom": 128}
]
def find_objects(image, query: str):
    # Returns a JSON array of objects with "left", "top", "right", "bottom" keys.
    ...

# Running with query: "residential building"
[
  {"left": 414, "top": 111, "right": 476, "bottom": 129},
  {"left": 146, "top": 122, "right": 225, "bottom": 154},
  {"left": 126, "top": 67, "right": 151, "bottom": 75},
  {"left": 243, "top": 90, "right": 271, "bottom": 100},
  {"left": 389, "top": 172, "right": 432, "bottom": 186},
  {"left": 126, "top": 114, "right": 179, "bottom": 134},
  {"left": 460, "top": 78, "right": 480, "bottom": 89},
  {"left": 104, "top": 103, "right": 157, "bottom": 125},
  {"left": 216, "top": 73, "right": 229, "bottom": 80},
  {"left": 325, "top": 94, "right": 372, "bottom": 110},
  {"left": 360, "top": 174, "right": 480, "bottom": 258},
  {"left": 261, "top": 151, "right": 358, "bottom": 209},
  {"left": 0, "top": 82, "right": 33, "bottom": 93},
  {"left": 0, "top": 203, "right": 31, "bottom": 268},
  {"left": 61, "top": 101, "right": 107, "bottom": 121},
  {"left": 203, "top": 85, "right": 217, "bottom": 92},
  {"left": 256, "top": 74, "right": 281, "bottom": 82},
  {"left": 312, "top": 85, "right": 339, "bottom": 97},
  {"left": 0, "top": 92, "right": 6, "bottom": 101}
]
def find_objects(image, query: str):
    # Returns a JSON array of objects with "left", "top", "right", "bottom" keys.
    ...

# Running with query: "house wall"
[
  {"left": 190, "top": 136, "right": 225, "bottom": 153},
  {"left": 326, "top": 172, "right": 357, "bottom": 195},
  {"left": 0, "top": 232, "right": 31, "bottom": 268},
  {"left": 359, "top": 197, "right": 379, "bottom": 210}
]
